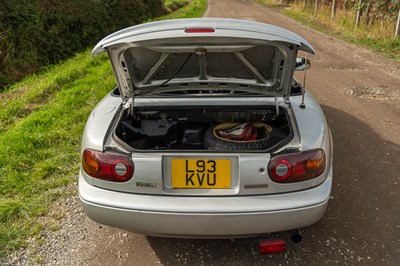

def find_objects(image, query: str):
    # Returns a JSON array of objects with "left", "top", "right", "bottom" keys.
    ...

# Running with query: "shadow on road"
[{"left": 146, "top": 105, "right": 400, "bottom": 265}]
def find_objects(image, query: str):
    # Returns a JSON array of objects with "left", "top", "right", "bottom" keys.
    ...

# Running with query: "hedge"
[{"left": 0, "top": 0, "right": 164, "bottom": 88}]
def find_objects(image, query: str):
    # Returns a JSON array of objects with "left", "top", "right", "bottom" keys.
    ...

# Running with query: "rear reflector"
[
  {"left": 259, "top": 239, "right": 286, "bottom": 254},
  {"left": 185, "top": 28, "right": 215, "bottom": 33}
]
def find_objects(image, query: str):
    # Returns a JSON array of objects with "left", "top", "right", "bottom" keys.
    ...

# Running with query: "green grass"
[
  {"left": 157, "top": 0, "right": 207, "bottom": 20},
  {"left": 0, "top": 0, "right": 207, "bottom": 260},
  {"left": 0, "top": 52, "right": 114, "bottom": 258},
  {"left": 254, "top": 0, "right": 279, "bottom": 7},
  {"left": 257, "top": 1, "right": 400, "bottom": 61}
]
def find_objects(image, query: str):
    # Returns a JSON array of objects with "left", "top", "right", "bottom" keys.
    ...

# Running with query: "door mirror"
[{"left": 295, "top": 57, "right": 311, "bottom": 71}]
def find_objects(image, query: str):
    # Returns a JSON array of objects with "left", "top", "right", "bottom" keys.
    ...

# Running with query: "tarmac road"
[{"left": 8, "top": 0, "right": 400, "bottom": 265}]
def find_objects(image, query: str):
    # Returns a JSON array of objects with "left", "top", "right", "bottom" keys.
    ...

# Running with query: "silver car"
[{"left": 79, "top": 18, "right": 332, "bottom": 245}]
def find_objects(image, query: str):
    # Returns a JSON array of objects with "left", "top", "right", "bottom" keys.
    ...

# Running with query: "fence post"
[
  {"left": 355, "top": 0, "right": 362, "bottom": 28},
  {"left": 314, "top": 0, "right": 318, "bottom": 16},
  {"left": 396, "top": 7, "right": 400, "bottom": 37},
  {"left": 331, "top": 0, "right": 336, "bottom": 20},
  {"left": 365, "top": 2, "right": 371, "bottom": 25}
]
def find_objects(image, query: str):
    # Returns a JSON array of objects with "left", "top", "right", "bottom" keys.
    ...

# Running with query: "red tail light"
[
  {"left": 82, "top": 149, "right": 134, "bottom": 182},
  {"left": 268, "top": 149, "right": 326, "bottom": 183}
]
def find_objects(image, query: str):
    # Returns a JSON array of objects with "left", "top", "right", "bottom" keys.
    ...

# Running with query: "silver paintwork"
[
  {"left": 79, "top": 19, "right": 333, "bottom": 237},
  {"left": 92, "top": 18, "right": 314, "bottom": 100},
  {"left": 92, "top": 18, "right": 314, "bottom": 55},
  {"left": 79, "top": 171, "right": 331, "bottom": 237},
  {"left": 83, "top": 94, "right": 331, "bottom": 196}
]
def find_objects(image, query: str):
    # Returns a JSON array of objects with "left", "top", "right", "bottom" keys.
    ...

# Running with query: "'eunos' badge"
[{"left": 136, "top": 181, "right": 157, "bottom": 188}]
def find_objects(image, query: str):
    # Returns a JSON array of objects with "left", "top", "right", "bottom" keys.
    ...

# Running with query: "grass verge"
[
  {"left": 0, "top": 0, "right": 207, "bottom": 260},
  {"left": 256, "top": 0, "right": 400, "bottom": 60},
  {"left": 158, "top": 0, "right": 207, "bottom": 20},
  {"left": 0, "top": 52, "right": 114, "bottom": 259}
]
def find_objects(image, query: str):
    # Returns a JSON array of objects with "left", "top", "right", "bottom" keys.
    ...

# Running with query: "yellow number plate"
[{"left": 171, "top": 159, "right": 231, "bottom": 189}]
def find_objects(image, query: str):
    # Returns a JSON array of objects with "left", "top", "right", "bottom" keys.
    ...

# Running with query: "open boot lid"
[{"left": 92, "top": 18, "right": 314, "bottom": 101}]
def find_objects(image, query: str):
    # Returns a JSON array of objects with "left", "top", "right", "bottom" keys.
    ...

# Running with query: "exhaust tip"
[{"left": 291, "top": 230, "right": 303, "bottom": 243}]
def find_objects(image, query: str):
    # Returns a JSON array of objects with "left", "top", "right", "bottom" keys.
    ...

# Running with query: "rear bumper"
[{"left": 79, "top": 172, "right": 332, "bottom": 238}]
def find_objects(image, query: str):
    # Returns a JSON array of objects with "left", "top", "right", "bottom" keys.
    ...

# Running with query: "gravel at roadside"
[
  {"left": 5, "top": 182, "right": 161, "bottom": 266},
  {"left": 5, "top": 182, "right": 87, "bottom": 265}
]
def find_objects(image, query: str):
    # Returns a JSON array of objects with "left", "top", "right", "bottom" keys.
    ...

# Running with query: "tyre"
[{"left": 204, "top": 122, "right": 272, "bottom": 150}]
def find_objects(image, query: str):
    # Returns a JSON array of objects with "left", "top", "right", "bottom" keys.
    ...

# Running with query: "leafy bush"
[{"left": 0, "top": 0, "right": 164, "bottom": 88}]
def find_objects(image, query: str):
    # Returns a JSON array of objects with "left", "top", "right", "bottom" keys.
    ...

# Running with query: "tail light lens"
[
  {"left": 82, "top": 149, "right": 134, "bottom": 182},
  {"left": 268, "top": 149, "right": 326, "bottom": 183}
]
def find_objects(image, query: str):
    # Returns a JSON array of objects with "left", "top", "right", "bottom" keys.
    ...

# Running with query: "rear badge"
[
  {"left": 244, "top": 184, "right": 269, "bottom": 189},
  {"left": 136, "top": 182, "right": 157, "bottom": 188}
]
